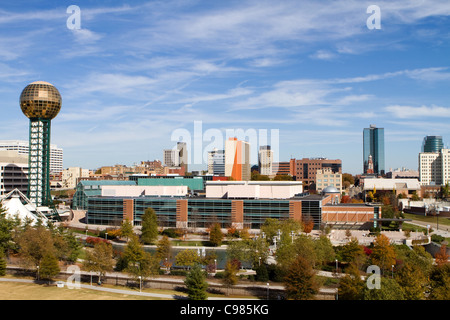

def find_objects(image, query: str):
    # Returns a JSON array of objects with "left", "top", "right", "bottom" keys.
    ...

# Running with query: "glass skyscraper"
[
  {"left": 363, "top": 125, "right": 385, "bottom": 175},
  {"left": 422, "top": 135, "right": 443, "bottom": 153}
]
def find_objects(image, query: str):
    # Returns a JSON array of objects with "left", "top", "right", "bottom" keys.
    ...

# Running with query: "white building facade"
[{"left": 0, "top": 139, "right": 63, "bottom": 173}]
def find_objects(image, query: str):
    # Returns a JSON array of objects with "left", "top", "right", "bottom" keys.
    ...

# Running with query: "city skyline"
[{"left": 0, "top": 1, "right": 449, "bottom": 175}]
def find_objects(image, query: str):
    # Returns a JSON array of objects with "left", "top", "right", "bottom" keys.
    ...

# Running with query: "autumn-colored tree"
[
  {"left": 123, "top": 234, "right": 159, "bottom": 281},
  {"left": 16, "top": 225, "right": 56, "bottom": 269},
  {"left": 284, "top": 255, "right": 318, "bottom": 300},
  {"left": 337, "top": 263, "right": 365, "bottom": 300},
  {"left": 222, "top": 259, "right": 239, "bottom": 296},
  {"left": 302, "top": 216, "right": 314, "bottom": 234},
  {"left": 370, "top": 234, "right": 397, "bottom": 274},
  {"left": 156, "top": 235, "right": 172, "bottom": 270},
  {"left": 209, "top": 223, "right": 223, "bottom": 247},
  {"left": 82, "top": 241, "right": 115, "bottom": 284},
  {"left": 434, "top": 244, "right": 449, "bottom": 267}
]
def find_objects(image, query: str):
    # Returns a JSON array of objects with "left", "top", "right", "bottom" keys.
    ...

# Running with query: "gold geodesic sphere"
[{"left": 20, "top": 81, "right": 61, "bottom": 120}]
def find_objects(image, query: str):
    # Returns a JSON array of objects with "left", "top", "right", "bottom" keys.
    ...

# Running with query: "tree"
[
  {"left": 313, "top": 235, "right": 335, "bottom": 266},
  {"left": 302, "top": 216, "right": 314, "bottom": 234},
  {"left": 428, "top": 264, "right": 450, "bottom": 300},
  {"left": 222, "top": 259, "right": 239, "bottom": 296},
  {"left": 370, "top": 234, "right": 396, "bottom": 274},
  {"left": 123, "top": 234, "right": 159, "bottom": 282},
  {"left": 337, "top": 263, "right": 365, "bottom": 300},
  {"left": 184, "top": 264, "right": 209, "bottom": 300},
  {"left": 82, "top": 241, "right": 115, "bottom": 284},
  {"left": 156, "top": 235, "right": 172, "bottom": 271},
  {"left": 120, "top": 218, "right": 134, "bottom": 242},
  {"left": 209, "top": 223, "right": 223, "bottom": 247},
  {"left": 39, "top": 253, "right": 60, "bottom": 282},
  {"left": 284, "top": 255, "right": 318, "bottom": 300},
  {"left": 16, "top": 225, "right": 56, "bottom": 269},
  {"left": 363, "top": 277, "right": 405, "bottom": 300},
  {"left": 435, "top": 244, "right": 449, "bottom": 267},
  {"left": 175, "top": 249, "right": 202, "bottom": 270},
  {"left": 338, "top": 238, "right": 366, "bottom": 267},
  {"left": 395, "top": 262, "right": 426, "bottom": 300},
  {"left": 0, "top": 249, "right": 6, "bottom": 276},
  {"left": 141, "top": 208, "right": 159, "bottom": 244}
]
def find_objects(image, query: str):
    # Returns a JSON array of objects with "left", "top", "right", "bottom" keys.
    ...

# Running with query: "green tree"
[
  {"left": 428, "top": 264, "right": 450, "bottom": 300},
  {"left": 141, "top": 208, "right": 159, "bottom": 244},
  {"left": 175, "top": 249, "right": 202, "bottom": 270},
  {"left": 82, "top": 241, "right": 115, "bottom": 284},
  {"left": 184, "top": 264, "right": 209, "bottom": 300},
  {"left": 39, "top": 253, "right": 60, "bottom": 282},
  {"left": 0, "top": 249, "right": 6, "bottom": 276},
  {"left": 363, "top": 277, "right": 405, "bottom": 300},
  {"left": 284, "top": 255, "right": 318, "bottom": 300},
  {"left": 313, "top": 235, "right": 335, "bottom": 266},
  {"left": 395, "top": 262, "right": 426, "bottom": 300},
  {"left": 209, "top": 223, "right": 223, "bottom": 247},
  {"left": 120, "top": 218, "right": 134, "bottom": 242},
  {"left": 338, "top": 238, "right": 366, "bottom": 267}
]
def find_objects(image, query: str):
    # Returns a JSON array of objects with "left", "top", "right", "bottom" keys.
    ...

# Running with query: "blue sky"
[{"left": 0, "top": 0, "right": 449, "bottom": 174}]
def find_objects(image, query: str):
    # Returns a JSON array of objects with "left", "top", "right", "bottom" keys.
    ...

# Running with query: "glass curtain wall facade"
[
  {"left": 422, "top": 135, "right": 444, "bottom": 153},
  {"left": 363, "top": 126, "right": 385, "bottom": 175}
]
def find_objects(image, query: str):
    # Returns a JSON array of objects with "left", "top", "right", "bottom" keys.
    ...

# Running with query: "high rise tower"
[
  {"left": 422, "top": 135, "right": 444, "bottom": 153},
  {"left": 20, "top": 81, "right": 61, "bottom": 207},
  {"left": 363, "top": 125, "right": 385, "bottom": 175}
]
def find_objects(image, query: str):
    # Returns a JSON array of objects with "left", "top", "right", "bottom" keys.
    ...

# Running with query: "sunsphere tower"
[{"left": 20, "top": 81, "right": 61, "bottom": 207}]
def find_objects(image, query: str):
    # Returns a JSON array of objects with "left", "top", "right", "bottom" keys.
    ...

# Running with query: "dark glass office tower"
[
  {"left": 422, "top": 135, "right": 443, "bottom": 153},
  {"left": 363, "top": 125, "right": 385, "bottom": 175}
]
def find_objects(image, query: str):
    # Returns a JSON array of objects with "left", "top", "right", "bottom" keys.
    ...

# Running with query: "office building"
[
  {"left": 0, "top": 139, "right": 63, "bottom": 173},
  {"left": 419, "top": 148, "right": 450, "bottom": 186},
  {"left": 258, "top": 145, "right": 273, "bottom": 176},
  {"left": 315, "top": 169, "right": 342, "bottom": 193},
  {"left": 363, "top": 125, "right": 385, "bottom": 175},
  {"left": 290, "top": 158, "right": 342, "bottom": 190},
  {"left": 225, "top": 138, "right": 251, "bottom": 181},
  {"left": 61, "top": 167, "right": 90, "bottom": 189},
  {"left": 163, "top": 142, "right": 188, "bottom": 172},
  {"left": 0, "top": 150, "right": 28, "bottom": 196},
  {"left": 207, "top": 148, "right": 225, "bottom": 175},
  {"left": 422, "top": 135, "right": 444, "bottom": 153}
]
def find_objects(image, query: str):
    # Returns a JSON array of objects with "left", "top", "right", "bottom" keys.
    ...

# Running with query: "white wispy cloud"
[{"left": 385, "top": 105, "right": 450, "bottom": 118}]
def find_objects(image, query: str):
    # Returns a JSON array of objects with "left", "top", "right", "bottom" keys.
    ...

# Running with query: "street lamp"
[
  {"left": 335, "top": 259, "right": 338, "bottom": 274},
  {"left": 391, "top": 265, "right": 394, "bottom": 279},
  {"left": 138, "top": 276, "right": 142, "bottom": 292},
  {"left": 105, "top": 232, "right": 108, "bottom": 240},
  {"left": 267, "top": 283, "right": 269, "bottom": 300},
  {"left": 290, "top": 231, "right": 295, "bottom": 244},
  {"left": 36, "top": 265, "right": 39, "bottom": 281}
]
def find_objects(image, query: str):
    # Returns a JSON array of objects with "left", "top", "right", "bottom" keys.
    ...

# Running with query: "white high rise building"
[
  {"left": 419, "top": 148, "right": 450, "bottom": 186},
  {"left": 0, "top": 140, "right": 63, "bottom": 173},
  {"left": 258, "top": 145, "right": 273, "bottom": 176}
]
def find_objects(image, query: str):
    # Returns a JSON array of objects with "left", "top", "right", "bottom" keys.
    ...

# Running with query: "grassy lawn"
[
  {"left": 0, "top": 281, "right": 168, "bottom": 300},
  {"left": 403, "top": 213, "right": 450, "bottom": 227}
]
